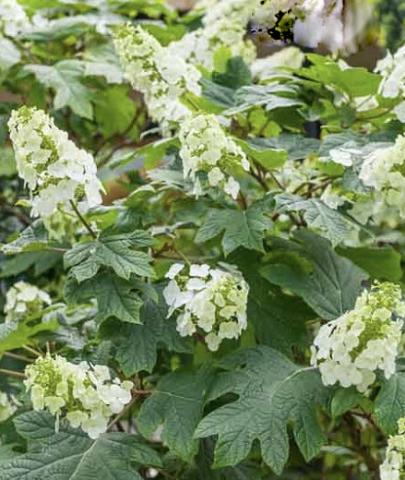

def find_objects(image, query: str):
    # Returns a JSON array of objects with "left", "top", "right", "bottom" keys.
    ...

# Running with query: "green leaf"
[
  {"left": 142, "top": 23, "right": 186, "bottom": 46},
  {"left": 261, "top": 230, "right": 368, "bottom": 320},
  {"left": 229, "top": 250, "right": 314, "bottom": 355},
  {"left": 0, "top": 445, "right": 19, "bottom": 466},
  {"left": 94, "top": 86, "right": 136, "bottom": 138},
  {"left": 25, "top": 60, "right": 93, "bottom": 119},
  {"left": 251, "top": 134, "right": 320, "bottom": 161},
  {"left": 0, "top": 318, "right": 59, "bottom": 353},
  {"left": 275, "top": 193, "right": 353, "bottom": 246},
  {"left": 188, "top": 439, "right": 263, "bottom": 480},
  {"left": 106, "top": 289, "right": 191, "bottom": 375},
  {"left": 1, "top": 222, "right": 51, "bottom": 255},
  {"left": 0, "top": 411, "right": 161, "bottom": 480},
  {"left": 331, "top": 388, "right": 364, "bottom": 417},
  {"left": 337, "top": 246, "right": 402, "bottom": 281},
  {"left": 195, "top": 346, "right": 329, "bottom": 474},
  {"left": 21, "top": 18, "right": 91, "bottom": 41},
  {"left": 64, "top": 231, "right": 153, "bottom": 282},
  {"left": 0, "top": 147, "right": 16, "bottom": 177},
  {"left": 226, "top": 84, "right": 303, "bottom": 115},
  {"left": 1, "top": 251, "right": 62, "bottom": 278},
  {"left": 236, "top": 139, "right": 287, "bottom": 171},
  {"left": 111, "top": 137, "right": 180, "bottom": 170},
  {"left": 200, "top": 78, "right": 236, "bottom": 108},
  {"left": 304, "top": 54, "right": 382, "bottom": 97},
  {"left": 212, "top": 57, "right": 252, "bottom": 90},
  {"left": 374, "top": 372, "right": 405, "bottom": 435},
  {"left": 82, "top": 43, "right": 124, "bottom": 84},
  {"left": 196, "top": 202, "right": 272, "bottom": 256},
  {"left": 137, "top": 367, "right": 213, "bottom": 462},
  {"left": 319, "top": 131, "right": 367, "bottom": 157},
  {"left": 65, "top": 272, "right": 143, "bottom": 324}
]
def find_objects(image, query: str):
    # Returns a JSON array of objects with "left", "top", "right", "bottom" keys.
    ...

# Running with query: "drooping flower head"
[
  {"left": 163, "top": 263, "right": 249, "bottom": 351},
  {"left": 0, "top": 392, "right": 16, "bottom": 422},
  {"left": 380, "top": 418, "right": 405, "bottom": 480},
  {"left": 8, "top": 107, "right": 103, "bottom": 239},
  {"left": 167, "top": 0, "right": 257, "bottom": 70},
  {"left": 4, "top": 281, "right": 51, "bottom": 323},
  {"left": 179, "top": 114, "right": 250, "bottom": 199},
  {"left": 375, "top": 44, "right": 405, "bottom": 123},
  {"left": 0, "top": 0, "right": 30, "bottom": 37},
  {"left": 359, "top": 134, "right": 405, "bottom": 223},
  {"left": 113, "top": 24, "right": 201, "bottom": 128},
  {"left": 24, "top": 354, "right": 133, "bottom": 439},
  {"left": 251, "top": 0, "right": 371, "bottom": 53},
  {"left": 311, "top": 282, "right": 405, "bottom": 393}
]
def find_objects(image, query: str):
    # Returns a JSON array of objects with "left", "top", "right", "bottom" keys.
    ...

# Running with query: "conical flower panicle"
[
  {"left": 163, "top": 263, "right": 249, "bottom": 351},
  {"left": 312, "top": 282, "right": 405, "bottom": 393},
  {"left": 25, "top": 354, "right": 133, "bottom": 439},
  {"left": 113, "top": 24, "right": 201, "bottom": 129},
  {"left": 8, "top": 107, "right": 103, "bottom": 239},
  {"left": 179, "top": 114, "right": 250, "bottom": 199}
]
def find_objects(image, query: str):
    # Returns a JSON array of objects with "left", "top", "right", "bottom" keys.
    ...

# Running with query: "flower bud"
[{"left": 179, "top": 114, "right": 249, "bottom": 198}]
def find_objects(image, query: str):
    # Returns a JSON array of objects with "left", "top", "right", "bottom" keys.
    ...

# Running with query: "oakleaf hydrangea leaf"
[
  {"left": 65, "top": 272, "right": 143, "bottom": 324},
  {"left": 261, "top": 230, "right": 368, "bottom": 320},
  {"left": 195, "top": 346, "right": 329, "bottom": 474},
  {"left": 0, "top": 411, "right": 161, "bottom": 480},
  {"left": 137, "top": 367, "right": 213, "bottom": 462},
  {"left": 104, "top": 288, "right": 192, "bottom": 375},
  {"left": 374, "top": 372, "right": 405, "bottom": 435},
  {"left": 64, "top": 231, "right": 153, "bottom": 282},
  {"left": 196, "top": 202, "right": 272, "bottom": 256},
  {"left": 275, "top": 193, "right": 354, "bottom": 246},
  {"left": 25, "top": 60, "right": 93, "bottom": 119}
]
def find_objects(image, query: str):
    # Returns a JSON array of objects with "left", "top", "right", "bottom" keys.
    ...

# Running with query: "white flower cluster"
[
  {"left": 0, "top": 392, "right": 16, "bottom": 422},
  {"left": 4, "top": 281, "right": 51, "bottom": 323},
  {"left": 113, "top": 24, "right": 201, "bottom": 128},
  {"left": 25, "top": 355, "right": 133, "bottom": 439},
  {"left": 163, "top": 263, "right": 249, "bottom": 351},
  {"left": 252, "top": 0, "right": 371, "bottom": 53},
  {"left": 179, "top": 114, "right": 249, "bottom": 199},
  {"left": 311, "top": 282, "right": 405, "bottom": 393},
  {"left": 167, "top": 0, "right": 257, "bottom": 70},
  {"left": 375, "top": 44, "right": 405, "bottom": 123},
  {"left": 380, "top": 418, "right": 405, "bottom": 480},
  {"left": 293, "top": 0, "right": 347, "bottom": 52},
  {"left": 0, "top": 0, "right": 30, "bottom": 37},
  {"left": 359, "top": 135, "right": 405, "bottom": 221},
  {"left": 8, "top": 107, "right": 103, "bottom": 238}
]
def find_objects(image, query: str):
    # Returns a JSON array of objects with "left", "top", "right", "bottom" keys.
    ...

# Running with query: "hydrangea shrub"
[{"left": 0, "top": 0, "right": 405, "bottom": 479}]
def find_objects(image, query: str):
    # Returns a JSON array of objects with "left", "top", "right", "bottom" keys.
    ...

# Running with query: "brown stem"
[
  {"left": 22, "top": 345, "right": 42, "bottom": 357},
  {"left": 95, "top": 108, "right": 142, "bottom": 160},
  {"left": 107, "top": 389, "right": 151, "bottom": 431},
  {"left": 0, "top": 368, "right": 25, "bottom": 379},
  {"left": 238, "top": 191, "right": 248, "bottom": 210},
  {"left": 269, "top": 171, "right": 285, "bottom": 191},
  {"left": 69, "top": 201, "right": 97, "bottom": 239},
  {"left": 1, "top": 204, "right": 30, "bottom": 226},
  {"left": 250, "top": 169, "right": 269, "bottom": 192},
  {"left": 3, "top": 352, "right": 34, "bottom": 363},
  {"left": 343, "top": 413, "right": 380, "bottom": 479}
]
